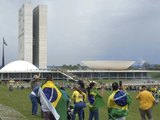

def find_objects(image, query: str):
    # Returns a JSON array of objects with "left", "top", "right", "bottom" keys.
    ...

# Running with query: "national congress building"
[
  {"left": 0, "top": 3, "right": 157, "bottom": 83},
  {"left": 18, "top": 4, "right": 47, "bottom": 69}
]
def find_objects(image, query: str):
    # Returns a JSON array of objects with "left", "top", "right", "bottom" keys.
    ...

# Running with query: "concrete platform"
[{"left": 0, "top": 104, "right": 27, "bottom": 120}]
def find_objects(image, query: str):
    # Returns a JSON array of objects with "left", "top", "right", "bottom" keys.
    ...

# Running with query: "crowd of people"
[{"left": 28, "top": 75, "right": 159, "bottom": 120}]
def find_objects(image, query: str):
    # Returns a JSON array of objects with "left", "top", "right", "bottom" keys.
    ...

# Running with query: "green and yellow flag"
[
  {"left": 42, "top": 81, "right": 68, "bottom": 120},
  {"left": 94, "top": 93, "right": 105, "bottom": 108},
  {"left": 108, "top": 90, "right": 131, "bottom": 120}
]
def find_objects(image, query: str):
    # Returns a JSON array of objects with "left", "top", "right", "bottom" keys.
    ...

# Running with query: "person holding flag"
[
  {"left": 107, "top": 82, "right": 131, "bottom": 120},
  {"left": 39, "top": 74, "right": 68, "bottom": 120},
  {"left": 87, "top": 81, "right": 105, "bottom": 120}
]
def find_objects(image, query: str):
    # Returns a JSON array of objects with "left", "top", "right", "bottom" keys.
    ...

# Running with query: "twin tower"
[{"left": 18, "top": 4, "right": 47, "bottom": 69}]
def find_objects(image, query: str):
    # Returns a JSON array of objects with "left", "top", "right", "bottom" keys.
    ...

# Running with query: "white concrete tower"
[
  {"left": 18, "top": 4, "right": 33, "bottom": 64},
  {"left": 33, "top": 5, "right": 47, "bottom": 69}
]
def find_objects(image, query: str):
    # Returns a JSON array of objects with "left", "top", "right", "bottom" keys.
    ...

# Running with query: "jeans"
[
  {"left": 139, "top": 108, "right": 153, "bottom": 120},
  {"left": 72, "top": 102, "right": 84, "bottom": 120},
  {"left": 29, "top": 94, "right": 38, "bottom": 115},
  {"left": 89, "top": 109, "right": 99, "bottom": 120},
  {"left": 43, "top": 111, "right": 56, "bottom": 120}
]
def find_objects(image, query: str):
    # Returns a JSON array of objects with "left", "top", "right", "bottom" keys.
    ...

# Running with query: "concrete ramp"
[{"left": 0, "top": 104, "right": 27, "bottom": 120}]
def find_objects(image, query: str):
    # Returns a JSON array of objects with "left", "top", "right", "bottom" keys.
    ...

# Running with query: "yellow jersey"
[
  {"left": 72, "top": 90, "right": 86, "bottom": 103},
  {"left": 136, "top": 90, "right": 155, "bottom": 110}
]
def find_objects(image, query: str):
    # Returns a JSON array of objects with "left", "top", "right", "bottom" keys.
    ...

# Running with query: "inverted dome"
[
  {"left": 0, "top": 60, "right": 39, "bottom": 72},
  {"left": 82, "top": 60, "right": 135, "bottom": 70}
]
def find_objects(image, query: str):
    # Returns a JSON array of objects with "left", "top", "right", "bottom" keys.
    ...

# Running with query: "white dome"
[
  {"left": 0, "top": 60, "right": 39, "bottom": 72},
  {"left": 82, "top": 60, "right": 135, "bottom": 70}
]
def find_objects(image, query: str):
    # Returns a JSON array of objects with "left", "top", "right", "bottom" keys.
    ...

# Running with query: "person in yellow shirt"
[
  {"left": 77, "top": 80, "right": 87, "bottom": 120},
  {"left": 71, "top": 86, "right": 86, "bottom": 120},
  {"left": 136, "top": 85, "right": 155, "bottom": 120}
]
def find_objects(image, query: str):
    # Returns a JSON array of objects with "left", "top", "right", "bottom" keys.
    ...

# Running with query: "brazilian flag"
[
  {"left": 89, "top": 90, "right": 105, "bottom": 111},
  {"left": 108, "top": 90, "right": 131, "bottom": 120},
  {"left": 42, "top": 81, "right": 67, "bottom": 120},
  {"left": 94, "top": 93, "right": 105, "bottom": 108}
]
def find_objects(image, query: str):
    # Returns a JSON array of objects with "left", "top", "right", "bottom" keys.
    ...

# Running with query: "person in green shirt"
[{"left": 87, "top": 81, "right": 104, "bottom": 120}]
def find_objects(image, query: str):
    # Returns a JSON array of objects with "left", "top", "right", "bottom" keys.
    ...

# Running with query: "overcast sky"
[{"left": 0, "top": 0, "right": 160, "bottom": 66}]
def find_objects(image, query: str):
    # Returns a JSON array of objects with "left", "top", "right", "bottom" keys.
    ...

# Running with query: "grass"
[
  {"left": 0, "top": 85, "right": 42, "bottom": 120},
  {"left": 0, "top": 84, "right": 159, "bottom": 120}
]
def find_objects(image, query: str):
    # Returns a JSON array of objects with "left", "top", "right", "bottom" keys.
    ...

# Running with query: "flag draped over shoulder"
[
  {"left": 94, "top": 93, "right": 105, "bottom": 108},
  {"left": 88, "top": 90, "right": 105, "bottom": 111},
  {"left": 41, "top": 81, "right": 67, "bottom": 120},
  {"left": 108, "top": 90, "right": 131, "bottom": 120},
  {"left": 39, "top": 87, "right": 60, "bottom": 120}
]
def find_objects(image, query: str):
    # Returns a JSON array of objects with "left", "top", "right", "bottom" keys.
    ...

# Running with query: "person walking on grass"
[
  {"left": 107, "top": 82, "right": 131, "bottom": 120},
  {"left": 29, "top": 86, "right": 40, "bottom": 115},
  {"left": 77, "top": 80, "right": 87, "bottom": 119},
  {"left": 29, "top": 75, "right": 41, "bottom": 116},
  {"left": 87, "top": 81, "right": 105, "bottom": 120},
  {"left": 71, "top": 86, "right": 86, "bottom": 120},
  {"left": 39, "top": 74, "right": 68, "bottom": 120},
  {"left": 136, "top": 85, "right": 155, "bottom": 120}
]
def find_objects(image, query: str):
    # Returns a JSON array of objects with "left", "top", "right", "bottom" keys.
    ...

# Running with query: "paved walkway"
[{"left": 0, "top": 104, "right": 27, "bottom": 120}]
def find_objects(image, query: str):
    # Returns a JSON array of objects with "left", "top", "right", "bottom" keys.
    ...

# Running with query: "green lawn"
[{"left": 0, "top": 84, "right": 159, "bottom": 120}]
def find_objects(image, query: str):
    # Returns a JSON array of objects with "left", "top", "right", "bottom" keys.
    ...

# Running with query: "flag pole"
[
  {"left": 2, "top": 39, "right": 4, "bottom": 68},
  {"left": 2, "top": 37, "right": 7, "bottom": 68}
]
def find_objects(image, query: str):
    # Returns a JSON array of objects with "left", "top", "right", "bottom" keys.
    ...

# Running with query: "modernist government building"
[
  {"left": 18, "top": 4, "right": 47, "bottom": 69},
  {"left": 0, "top": 3, "right": 155, "bottom": 82}
]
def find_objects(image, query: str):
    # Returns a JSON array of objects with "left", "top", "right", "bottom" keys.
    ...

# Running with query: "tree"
[{"left": 142, "top": 62, "right": 150, "bottom": 70}]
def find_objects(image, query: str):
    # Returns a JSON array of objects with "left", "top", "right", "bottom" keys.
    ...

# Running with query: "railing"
[{"left": 59, "top": 71, "right": 77, "bottom": 82}]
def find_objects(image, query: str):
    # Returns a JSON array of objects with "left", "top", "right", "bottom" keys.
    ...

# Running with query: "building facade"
[
  {"left": 33, "top": 5, "right": 47, "bottom": 69},
  {"left": 18, "top": 4, "right": 33, "bottom": 64},
  {"left": 18, "top": 4, "right": 47, "bottom": 69}
]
